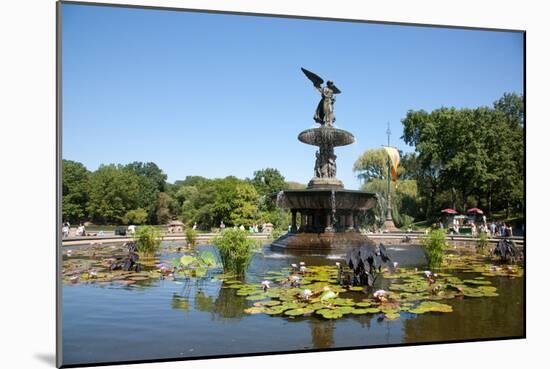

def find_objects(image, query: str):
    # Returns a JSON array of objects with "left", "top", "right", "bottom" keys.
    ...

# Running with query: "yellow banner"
[{"left": 383, "top": 146, "right": 400, "bottom": 181}]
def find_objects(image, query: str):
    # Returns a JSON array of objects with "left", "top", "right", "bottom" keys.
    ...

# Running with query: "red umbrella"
[
  {"left": 467, "top": 208, "right": 484, "bottom": 214},
  {"left": 441, "top": 208, "right": 458, "bottom": 214}
]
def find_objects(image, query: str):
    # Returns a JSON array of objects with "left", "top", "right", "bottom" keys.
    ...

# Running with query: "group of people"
[
  {"left": 489, "top": 221, "right": 514, "bottom": 237},
  {"left": 447, "top": 217, "right": 514, "bottom": 238},
  {"left": 61, "top": 222, "right": 86, "bottom": 238},
  {"left": 221, "top": 221, "right": 268, "bottom": 233}
]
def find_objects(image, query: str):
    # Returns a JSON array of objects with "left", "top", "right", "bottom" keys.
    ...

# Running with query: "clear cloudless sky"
[{"left": 62, "top": 3, "right": 524, "bottom": 189}]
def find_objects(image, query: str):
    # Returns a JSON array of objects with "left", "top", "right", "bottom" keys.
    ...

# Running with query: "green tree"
[
  {"left": 180, "top": 177, "right": 260, "bottom": 230},
  {"left": 156, "top": 192, "right": 176, "bottom": 224},
  {"left": 250, "top": 168, "right": 288, "bottom": 197},
  {"left": 87, "top": 164, "right": 141, "bottom": 224},
  {"left": 175, "top": 175, "right": 209, "bottom": 188},
  {"left": 229, "top": 182, "right": 260, "bottom": 227},
  {"left": 491, "top": 93, "right": 524, "bottom": 217},
  {"left": 123, "top": 208, "right": 148, "bottom": 225},
  {"left": 124, "top": 162, "right": 167, "bottom": 224},
  {"left": 62, "top": 160, "right": 90, "bottom": 223},
  {"left": 286, "top": 181, "right": 307, "bottom": 189},
  {"left": 401, "top": 97, "right": 524, "bottom": 217},
  {"left": 362, "top": 178, "right": 419, "bottom": 228},
  {"left": 353, "top": 148, "right": 388, "bottom": 183}
]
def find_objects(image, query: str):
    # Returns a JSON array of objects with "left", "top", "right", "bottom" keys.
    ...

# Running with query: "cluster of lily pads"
[
  {"left": 224, "top": 251, "right": 523, "bottom": 321},
  {"left": 62, "top": 244, "right": 218, "bottom": 286},
  {"left": 63, "top": 243, "right": 523, "bottom": 323},
  {"left": 62, "top": 245, "right": 163, "bottom": 285}
]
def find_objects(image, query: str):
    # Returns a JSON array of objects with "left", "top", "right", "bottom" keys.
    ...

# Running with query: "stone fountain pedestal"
[{"left": 270, "top": 126, "right": 378, "bottom": 250}]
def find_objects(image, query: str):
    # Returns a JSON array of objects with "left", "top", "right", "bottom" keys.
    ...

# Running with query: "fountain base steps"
[{"left": 271, "top": 231, "right": 377, "bottom": 250}]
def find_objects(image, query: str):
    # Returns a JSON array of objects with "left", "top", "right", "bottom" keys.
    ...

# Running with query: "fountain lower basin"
[{"left": 270, "top": 189, "right": 378, "bottom": 249}]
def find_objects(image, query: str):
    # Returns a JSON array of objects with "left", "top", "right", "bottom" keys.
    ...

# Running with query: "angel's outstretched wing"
[
  {"left": 328, "top": 84, "right": 341, "bottom": 94},
  {"left": 301, "top": 67, "right": 324, "bottom": 88}
]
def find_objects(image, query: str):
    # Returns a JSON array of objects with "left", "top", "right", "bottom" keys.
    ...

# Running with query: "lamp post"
[{"left": 383, "top": 122, "right": 397, "bottom": 231}]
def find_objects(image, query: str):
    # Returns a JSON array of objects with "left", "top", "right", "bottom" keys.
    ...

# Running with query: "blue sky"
[{"left": 62, "top": 3, "right": 524, "bottom": 189}]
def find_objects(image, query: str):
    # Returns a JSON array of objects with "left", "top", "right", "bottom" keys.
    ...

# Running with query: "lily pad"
[
  {"left": 179, "top": 255, "right": 195, "bottom": 266},
  {"left": 363, "top": 307, "right": 381, "bottom": 314},
  {"left": 243, "top": 307, "right": 266, "bottom": 314},
  {"left": 320, "top": 291, "right": 337, "bottom": 301},
  {"left": 245, "top": 293, "right": 269, "bottom": 301},
  {"left": 355, "top": 301, "right": 373, "bottom": 308},
  {"left": 384, "top": 312, "right": 400, "bottom": 320},
  {"left": 264, "top": 306, "right": 287, "bottom": 315},
  {"left": 316, "top": 308, "right": 344, "bottom": 319},
  {"left": 409, "top": 301, "right": 453, "bottom": 314},
  {"left": 284, "top": 308, "right": 314, "bottom": 316},
  {"left": 463, "top": 279, "right": 492, "bottom": 285},
  {"left": 254, "top": 300, "right": 282, "bottom": 307}
]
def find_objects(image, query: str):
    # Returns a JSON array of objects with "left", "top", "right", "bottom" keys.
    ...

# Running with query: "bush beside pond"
[{"left": 213, "top": 228, "right": 258, "bottom": 276}]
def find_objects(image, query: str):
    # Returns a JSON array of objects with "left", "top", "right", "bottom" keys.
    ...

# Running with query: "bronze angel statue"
[{"left": 301, "top": 67, "right": 341, "bottom": 126}]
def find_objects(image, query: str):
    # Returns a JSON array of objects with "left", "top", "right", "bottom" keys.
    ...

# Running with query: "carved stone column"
[
  {"left": 325, "top": 211, "right": 335, "bottom": 233},
  {"left": 346, "top": 212, "right": 354, "bottom": 232}
]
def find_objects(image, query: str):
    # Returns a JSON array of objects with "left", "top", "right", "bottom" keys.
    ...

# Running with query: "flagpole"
[{"left": 386, "top": 122, "right": 392, "bottom": 222}]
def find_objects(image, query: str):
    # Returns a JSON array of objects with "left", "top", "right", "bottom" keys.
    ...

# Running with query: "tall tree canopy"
[
  {"left": 250, "top": 168, "right": 288, "bottom": 197},
  {"left": 87, "top": 164, "right": 141, "bottom": 224},
  {"left": 124, "top": 162, "right": 168, "bottom": 223},
  {"left": 401, "top": 93, "right": 524, "bottom": 217},
  {"left": 353, "top": 148, "right": 388, "bottom": 183},
  {"left": 62, "top": 160, "right": 90, "bottom": 223}
]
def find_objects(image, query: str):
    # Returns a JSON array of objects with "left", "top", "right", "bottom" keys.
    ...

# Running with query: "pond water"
[{"left": 62, "top": 242, "right": 524, "bottom": 366}]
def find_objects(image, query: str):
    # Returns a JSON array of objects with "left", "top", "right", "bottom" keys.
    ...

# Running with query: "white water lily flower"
[
  {"left": 299, "top": 261, "right": 306, "bottom": 266},
  {"left": 323, "top": 286, "right": 331, "bottom": 291},
  {"left": 303, "top": 289, "right": 312, "bottom": 299},
  {"left": 261, "top": 280, "right": 271, "bottom": 287},
  {"left": 291, "top": 263, "right": 297, "bottom": 268},
  {"left": 300, "top": 266, "right": 307, "bottom": 272},
  {"left": 335, "top": 262, "right": 341, "bottom": 267},
  {"left": 424, "top": 270, "right": 432, "bottom": 277},
  {"left": 393, "top": 261, "right": 399, "bottom": 268},
  {"left": 373, "top": 290, "right": 386, "bottom": 298}
]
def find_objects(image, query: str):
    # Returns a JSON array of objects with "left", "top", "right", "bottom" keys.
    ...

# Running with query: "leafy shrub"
[
  {"left": 133, "top": 225, "right": 163, "bottom": 255},
  {"left": 421, "top": 229, "right": 446, "bottom": 269},
  {"left": 185, "top": 228, "right": 198, "bottom": 246},
  {"left": 477, "top": 232, "right": 488, "bottom": 253},
  {"left": 213, "top": 228, "right": 257, "bottom": 276},
  {"left": 123, "top": 208, "right": 148, "bottom": 225}
]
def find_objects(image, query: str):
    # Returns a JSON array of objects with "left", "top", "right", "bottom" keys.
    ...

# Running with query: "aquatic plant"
[
  {"left": 477, "top": 232, "right": 488, "bottom": 253},
  {"left": 133, "top": 225, "right": 163, "bottom": 255},
  {"left": 213, "top": 228, "right": 258, "bottom": 276},
  {"left": 185, "top": 228, "right": 198, "bottom": 246},
  {"left": 110, "top": 241, "right": 142, "bottom": 272},
  {"left": 493, "top": 238, "right": 521, "bottom": 263},
  {"left": 421, "top": 229, "right": 446, "bottom": 269},
  {"left": 341, "top": 243, "right": 395, "bottom": 289}
]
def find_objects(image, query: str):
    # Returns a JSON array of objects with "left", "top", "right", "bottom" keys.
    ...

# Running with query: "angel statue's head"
[{"left": 327, "top": 80, "right": 334, "bottom": 86}]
